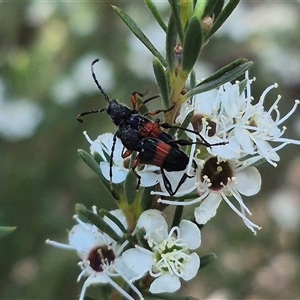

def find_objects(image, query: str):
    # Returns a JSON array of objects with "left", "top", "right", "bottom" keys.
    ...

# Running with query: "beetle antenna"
[
  {"left": 76, "top": 108, "right": 106, "bottom": 123},
  {"left": 91, "top": 59, "right": 110, "bottom": 103}
]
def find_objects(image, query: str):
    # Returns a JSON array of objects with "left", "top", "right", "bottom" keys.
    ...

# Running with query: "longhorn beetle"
[{"left": 77, "top": 59, "right": 224, "bottom": 197}]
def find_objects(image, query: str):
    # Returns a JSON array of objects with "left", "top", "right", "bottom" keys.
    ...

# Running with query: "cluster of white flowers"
[
  {"left": 47, "top": 72, "right": 300, "bottom": 299},
  {"left": 84, "top": 73, "right": 300, "bottom": 234},
  {"left": 47, "top": 208, "right": 201, "bottom": 300},
  {"left": 153, "top": 73, "right": 300, "bottom": 234}
]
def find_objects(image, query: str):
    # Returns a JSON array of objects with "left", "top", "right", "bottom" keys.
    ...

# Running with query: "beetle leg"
[
  {"left": 172, "top": 173, "right": 189, "bottom": 195},
  {"left": 160, "top": 122, "right": 227, "bottom": 147},
  {"left": 122, "top": 147, "right": 133, "bottom": 159},
  {"left": 131, "top": 156, "right": 142, "bottom": 191},
  {"left": 131, "top": 91, "right": 145, "bottom": 110},
  {"left": 109, "top": 133, "right": 120, "bottom": 200},
  {"left": 161, "top": 168, "right": 174, "bottom": 196},
  {"left": 131, "top": 91, "right": 162, "bottom": 113},
  {"left": 144, "top": 103, "right": 174, "bottom": 117},
  {"left": 161, "top": 161, "right": 197, "bottom": 196}
]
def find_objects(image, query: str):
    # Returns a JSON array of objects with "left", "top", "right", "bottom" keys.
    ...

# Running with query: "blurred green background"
[{"left": 1, "top": 1, "right": 300, "bottom": 299}]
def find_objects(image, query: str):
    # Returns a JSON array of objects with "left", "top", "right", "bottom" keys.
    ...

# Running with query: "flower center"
[
  {"left": 87, "top": 245, "right": 115, "bottom": 272},
  {"left": 154, "top": 236, "right": 188, "bottom": 276},
  {"left": 192, "top": 114, "right": 217, "bottom": 137},
  {"left": 201, "top": 157, "right": 233, "bottom": 191}
]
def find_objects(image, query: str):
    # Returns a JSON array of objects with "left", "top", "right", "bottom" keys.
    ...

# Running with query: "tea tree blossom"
[
  {"left": 178, "top": 73, "right": 300, "bottom": 164},
  {"left": 122, "top": 209, "right": 201, "bottom": 294},
  {"left": 156, "top": 156, "right": 262, "bottom": 234},
  {"left": 46, "top": 208, "right": 143, "bottom": 300},
  {"left": 84, "top": 131, "right": 160, "bottom": 186},
  {"left": 153, "top": 72, "right": 300, "bottom": 234}
]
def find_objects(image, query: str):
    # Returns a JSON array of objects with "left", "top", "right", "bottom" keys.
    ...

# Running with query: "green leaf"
[
  {"left": 0, "top": 226, "right": 16, "bottom": 237},
  {"left": 182, "top": 15, "right": 203, "bottom": 74},
  {"left": 193, "top": 0, "right": 207, "bottom": 20},
  {"left": 212, "top": 0, "right": 225, "bottom": 19},
  {"left": 78, "top": 149, "right": 103, "bottom": 178},
  {"left": 98, "top": 208, "right": 127, "bottom": 233},
  {"left": 176, "top": 109, "right": 194, "bottom": 139},
  {"left": 204, "top": 0, "right": 240, "bottom": 42},
  {"left": 203, "top": 0, "right": 218, "bottom": 17},
  {"left": 144, "top": 0, "right": 167, "bottom": 32},
  {"left": 168, "top": 0, "right": 184, "bottom": 42},
  {"left": 78, "top": 149, "right": 120, "bottom": 199},
  {"left": 167, "top": 109, "right": 194, "bottom": 139},
  {"left": 112, "top": 5, "right": 167, "bottom": 67},
  {"left": 136, "top": 228, "right": 149, "bottom": 249},
  {"left": 140, "top": 186, "right": 154, "bottom": 211},
  {"left": 166, "top": 14, "right": 177, "bottom": 72},
  {"left": 92, "top": 151, "right": 104, "bottom": 164},
  {"left": 200, "top": 252, "right": 217, "bottom": 269},
  {"left": 76, "top": 204, "right": 123, "bottom": 243},
  {"left": 199, "top": 58, "right": 249, "bottom": 84},
  {"left": 124, "top": 169, "right": 138, "bottom": 205},
  {"left": 184, "top": 60, "right": 253, "bottom": 99},
  {"left": 238, "top": 78, "right": 248, "bottom": 94},
  {"left": 153, "top": 58, "right": 169, "bottom": 110},
  {"left": 190, "top": 69, "right": 196, "bottom": 88},
  {"left": 180, "top": 0, "right": 193, "bottom": 30}
]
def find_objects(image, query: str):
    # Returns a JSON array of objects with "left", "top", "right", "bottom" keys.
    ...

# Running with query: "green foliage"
[
  {"left": 200, "top": 252, "right": 217, "bottom": 269},
  {"left": 78, "top": 149, "right": 118, "bottom": 198},
  {"left": 184, "top": 58, "right": 253, "bottom": 99},
  {"left": 144, "top": 0, "right": 167, "bottom": 32},
  {"left": 152, "top": 58, "right": 170, "bottom": 109},
  {"left": 76, "top": 204, "right": 123, "bottom": 242},
  {"left": 181, "top": 15, "right": 203, "bottom": 74},
  {"left": 124, "top": 170, "right": 139, "bottom": 205},
  {"left": 112, "top": 5, "right": 167, "bottom": 67}
]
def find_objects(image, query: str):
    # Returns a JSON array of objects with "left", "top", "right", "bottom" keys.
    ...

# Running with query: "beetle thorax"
[{"left": 107, "top": 99, "right": 132, "bottom": 126}]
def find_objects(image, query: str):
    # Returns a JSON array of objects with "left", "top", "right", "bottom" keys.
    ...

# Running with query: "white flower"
[
  {"left": 122, "top": 209, "right": 201, "bottom": 294},
  {"left": 177, "top": 87, "right": 242, "bottom": 160},
  {"left": 156, "top": 156, "right": 262, "bottom": 234},
  {"left": 46, "top": 208, "right": 144, "bottom": 300},
  {"left": 220, "top": 75, "right": 300, "bottom": 166},
  {"left": 84, "top": 131, "right": 160, "bottom": 186},
  {"left": 177, "top": 72, "right": 300, "bottom": 164}
]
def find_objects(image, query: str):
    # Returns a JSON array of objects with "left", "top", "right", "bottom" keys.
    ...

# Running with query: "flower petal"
[
  {"left": 121, "top": 248, "right": 153, "bottom": 280},
  {"left": 149, "top": 274, "right": 181, "bottom": 294},
  {"left": 194, "top": 193, "right": 222, "bottom": 225},
  {"left": 100, "top": 162, "right": 128, "bottom": 183},
  {"left": 181, "top": 252, "right": 200, "bottom": 281},
  {"left": 193, "top": 89, "right": 220, "bottom": 116},
  {"left": 113, "top": 257, "right": 140, "bottom": 281},
  {"left": 208, "top": 135, "right": 241, "bottom": 160},
  {"left": 139, "top": 171, "right": 160, "bottom": 187},
  {"left": 236, "top": 166, "right": 261, "bottom": 196},
  {"left": 233, "top": 127, "right": 255, "bottom": 154},
  {"left": 137, "top": 209, "right": 168, "bottom": 243},
  {"left": 179, "top": 220, "right": 201, "bottom": 250},
  {"left": 69, "top": 224, "right": 109, "bottom": 258}
]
